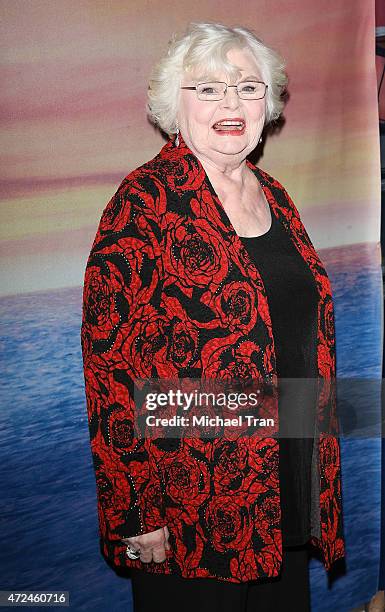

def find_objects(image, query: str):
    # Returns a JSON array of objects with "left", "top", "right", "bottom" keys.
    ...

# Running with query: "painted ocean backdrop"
[{"left": 0, "top": 241, "right": 382, "bottom": 612}]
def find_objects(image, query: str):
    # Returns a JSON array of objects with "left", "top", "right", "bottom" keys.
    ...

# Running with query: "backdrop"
[{"left": 0, "top": 2, "right": 381, "bottom": 611}]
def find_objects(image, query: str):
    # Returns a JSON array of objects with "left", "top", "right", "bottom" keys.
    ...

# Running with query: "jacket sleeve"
[{"left": 80, "top": 173, "right": 167, "bottom": 543}]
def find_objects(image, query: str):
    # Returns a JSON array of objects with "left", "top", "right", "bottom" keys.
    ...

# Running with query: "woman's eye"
[
  {"left": 240, "top": 84, "right": 257, "bottom": 93},
  {"left": 201, "top": 87, "right": 216, "bottom": 94}
]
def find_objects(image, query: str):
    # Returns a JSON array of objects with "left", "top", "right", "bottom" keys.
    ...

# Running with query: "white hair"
[{"left": 147, "top": 22, "right": 288, "bottom": 137}]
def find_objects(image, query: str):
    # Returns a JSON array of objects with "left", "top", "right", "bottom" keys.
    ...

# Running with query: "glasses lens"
[
  {"left": 237, "top": 82, "right": 266, "bottom": 99},
  {"left": 196, "top": 82, "right": 226, "bottom": 100}
]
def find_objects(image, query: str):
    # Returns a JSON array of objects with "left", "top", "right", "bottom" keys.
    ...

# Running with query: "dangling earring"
[
  {"left": 175, "top": 126, "right": 180, "bottom": 147},
  {"left": 259, "top": 136, "right": 262, "bottom": 144}
]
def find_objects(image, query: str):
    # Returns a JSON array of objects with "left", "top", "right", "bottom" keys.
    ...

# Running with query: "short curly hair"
[{"left": 147, "top": 22, "right": 288, "bottom": 137}]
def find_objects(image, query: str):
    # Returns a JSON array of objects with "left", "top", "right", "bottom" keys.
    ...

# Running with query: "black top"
[{"left": 239, "top": 200, "right": 319, "bottom": 547}]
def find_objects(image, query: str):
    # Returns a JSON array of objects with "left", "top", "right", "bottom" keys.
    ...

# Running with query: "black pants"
[{"left": 129, "top": 544, "right": 311, "bottom": 612}]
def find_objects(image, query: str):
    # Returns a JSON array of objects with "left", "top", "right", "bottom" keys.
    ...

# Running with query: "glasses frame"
[{"left": 180, "top": 80, "right": 268, "bottom": 101}]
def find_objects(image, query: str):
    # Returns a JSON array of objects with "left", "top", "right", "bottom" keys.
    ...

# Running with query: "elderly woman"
[{"left": 80, "top": 22, "right": 345, "bottom": 612}]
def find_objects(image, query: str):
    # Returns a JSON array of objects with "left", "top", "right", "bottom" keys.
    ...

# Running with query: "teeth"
[{"left": 215, "top": 120, "right": 244, "bottom": 127}]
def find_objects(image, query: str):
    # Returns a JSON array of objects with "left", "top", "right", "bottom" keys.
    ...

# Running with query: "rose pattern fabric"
[{"left": 80, "top": 133, "right": 345, "bottom": 583}]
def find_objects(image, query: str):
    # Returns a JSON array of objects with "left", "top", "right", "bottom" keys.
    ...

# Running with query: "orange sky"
[{"left": 0, "top": 0, "right": 380, "bottom": 296}]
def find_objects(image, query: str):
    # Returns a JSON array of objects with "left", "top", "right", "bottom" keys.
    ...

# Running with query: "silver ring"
[{"left": 125, "top": 544, "right": 141, "bottom": 559}]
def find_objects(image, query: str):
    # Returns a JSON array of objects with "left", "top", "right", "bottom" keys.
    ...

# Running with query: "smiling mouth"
[{"left": 212, "top": 119, "right": 246, "bottom": 133}]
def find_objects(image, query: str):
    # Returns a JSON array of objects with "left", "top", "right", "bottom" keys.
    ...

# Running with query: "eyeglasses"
[{"left": 180, "top": 81, "right": 268, "bottom": 101}]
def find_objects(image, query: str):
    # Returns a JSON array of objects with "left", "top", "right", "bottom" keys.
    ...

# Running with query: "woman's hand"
[{"left": 122, "top": 526, "right": 171, "bottom": 563}]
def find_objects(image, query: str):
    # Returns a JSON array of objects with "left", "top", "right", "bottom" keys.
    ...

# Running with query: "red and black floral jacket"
[{"left": 80, "top": 133, "right": 345, "bottom": 583}]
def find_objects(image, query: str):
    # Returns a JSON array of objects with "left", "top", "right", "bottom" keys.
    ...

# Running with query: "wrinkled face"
[{"left": 177, "top": 47, "right": 266, "bottom": 167}]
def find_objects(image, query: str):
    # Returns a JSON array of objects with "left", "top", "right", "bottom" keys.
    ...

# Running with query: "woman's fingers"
[
  {"left": 163, "top": 526, "right": 171, "bottom": 550},
  {"left": 139, "top": 540, "right": 166, "bottom": 564},
  {"left": 151, "top": 543, "right": 167, "bottom": 563},
  {"left": 139, "top": 544, "right": 158, "bottom": 563},
  {"left": 123, "top": 527, "right": 170, "bottom": 563}
]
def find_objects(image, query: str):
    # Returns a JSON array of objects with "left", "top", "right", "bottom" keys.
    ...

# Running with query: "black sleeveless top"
[{"left": 239, "top": 200, "right": 319, "bottom": 547}]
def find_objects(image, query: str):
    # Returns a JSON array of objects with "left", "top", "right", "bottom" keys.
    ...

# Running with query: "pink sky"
[{"left": 0, "top": 0, "right": 380, "bottom": 295}]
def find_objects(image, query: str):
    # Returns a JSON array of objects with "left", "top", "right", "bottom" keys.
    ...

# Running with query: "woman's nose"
[{"left": 221, "top": 86, "right": 240, "bottom": 109}]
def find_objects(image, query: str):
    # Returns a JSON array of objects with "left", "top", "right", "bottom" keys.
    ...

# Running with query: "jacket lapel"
[{"left": 156, "top": 134, "right": 344, "bottom": 568}]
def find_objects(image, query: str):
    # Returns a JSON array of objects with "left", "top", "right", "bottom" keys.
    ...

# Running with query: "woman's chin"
[{"left": 210, "top": 138, "right": 250, "bottom": 156}]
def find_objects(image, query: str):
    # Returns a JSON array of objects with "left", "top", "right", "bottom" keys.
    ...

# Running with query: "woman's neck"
[{"left": 198, "top": 155, "right": 250, "bottom": 190}]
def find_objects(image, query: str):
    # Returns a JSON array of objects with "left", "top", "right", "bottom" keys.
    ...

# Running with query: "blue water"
[
  {"left": 308, "top": 243, "right": 383, "bottom": 612},
  {"left": 0, "top": 242, "right": 382, "bottom": 612}
]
